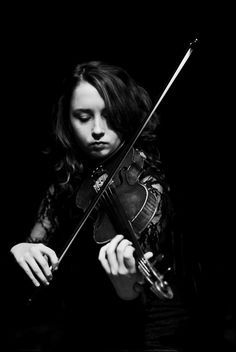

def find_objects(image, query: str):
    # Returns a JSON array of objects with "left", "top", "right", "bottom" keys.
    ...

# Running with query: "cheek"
[
  {"left": 71, "top": 122, "right": 88, "bottom": 145},
  {"left": 111, "top": 131, "right": 121, "bottom": 145}
]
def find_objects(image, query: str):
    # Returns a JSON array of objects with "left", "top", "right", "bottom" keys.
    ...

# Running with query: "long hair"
[{"left": 50, "top": 61, "right": 161, "bottom": 189}]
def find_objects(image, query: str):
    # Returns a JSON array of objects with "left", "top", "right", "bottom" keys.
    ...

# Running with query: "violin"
[{"left": 76, "top": 146, "right": 173, "bottom": 299}]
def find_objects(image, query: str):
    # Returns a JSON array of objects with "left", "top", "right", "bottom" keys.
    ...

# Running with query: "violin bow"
[{"left": 57, "top": 37, "right": 199, "bottom": 266}]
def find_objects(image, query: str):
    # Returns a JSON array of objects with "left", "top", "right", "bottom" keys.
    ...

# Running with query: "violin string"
[
  {"left": 138, "top": 258, "right": 151, "bottom": 277},
  {"left": 138, "top": 261, "right": 150, "bottom": 277}
]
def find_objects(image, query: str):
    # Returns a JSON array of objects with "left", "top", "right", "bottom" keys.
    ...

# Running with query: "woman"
[{"left": 9, "top": 61, "right": 191, "bottom": 351}]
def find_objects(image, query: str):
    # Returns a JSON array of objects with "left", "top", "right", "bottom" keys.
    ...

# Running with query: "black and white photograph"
[{"left": 2, "top": 5, "right": 233, "bottom": 352}]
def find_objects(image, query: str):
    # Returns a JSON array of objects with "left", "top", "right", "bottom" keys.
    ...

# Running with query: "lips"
[{"left": 90, "top": 142, "right": 108, "bottom": 150}]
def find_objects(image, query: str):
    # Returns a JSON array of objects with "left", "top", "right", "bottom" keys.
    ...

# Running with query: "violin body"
[{"left": 76, "top": 148, "right": 158, "bottom": 244}]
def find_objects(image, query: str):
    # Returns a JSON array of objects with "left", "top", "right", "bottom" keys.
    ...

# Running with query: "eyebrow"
[
  {"left": 72, "top": 108, "right": 107, "bottom": 114},
  {"left": 72, "top": 108, "right": 93, "bottom": 113}
]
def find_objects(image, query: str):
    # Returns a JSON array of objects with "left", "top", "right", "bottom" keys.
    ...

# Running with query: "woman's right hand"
[{"left": 10, "top": 243, "right": 59, "bottom": 287}]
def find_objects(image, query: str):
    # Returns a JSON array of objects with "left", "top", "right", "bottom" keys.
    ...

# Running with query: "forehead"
[{"left": 71, "top": 81, "right": 104, "bottom": 109}]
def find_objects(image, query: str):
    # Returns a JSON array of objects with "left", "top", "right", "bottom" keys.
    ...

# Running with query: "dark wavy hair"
[{"left": 50, "top": 61, "right": 161, "bottom": 187}]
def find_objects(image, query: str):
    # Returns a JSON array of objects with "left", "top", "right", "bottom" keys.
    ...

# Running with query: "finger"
[
  {"left": 116, "top": 239, "right": 133, "bottom": 272},
  {"left": 34, "top": 253, "right": 54, "bottom": 281},
  {"left": 105, "top": 235, "right": 124, "bottom": 275},
  {"left": 18, "top": 260, "right": 41, "bottom": 287},
  {"left": 108, "top": 234, "right": 124, "bottom": 247},
  {"left": 30, "top": 245, "right": 55, "bottom": 280},
  {"left": 123, "top": 245, "right": 136, "bottom": 273},
  {"left": 24, "top": 254, "right": 50, "bottom": 286},
  {"left": 98, "top": 243, "right": 111, "bottom": 274},
  {"left": 38, "top": 244, "right": 59, "bottom": 270},
  {"left": 144, "top": 251, "right": 153, "bottom": 261}
]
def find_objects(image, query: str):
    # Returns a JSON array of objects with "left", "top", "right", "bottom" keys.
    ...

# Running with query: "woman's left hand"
[{"left": 98, "top": 234, "right": 152, "bottom": 300}]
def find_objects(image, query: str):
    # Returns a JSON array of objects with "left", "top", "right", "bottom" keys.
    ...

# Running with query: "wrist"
[
  {"left": 110, "top": 275, "right": 142, "bottom": 300},
  {"left": 116, "top": 283, "right": 140, "bottom": 300}
]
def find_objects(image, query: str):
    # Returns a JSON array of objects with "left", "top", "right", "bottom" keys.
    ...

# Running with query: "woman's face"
[{"left": 70, "top": 81, "right": 121, "bottom": 159}]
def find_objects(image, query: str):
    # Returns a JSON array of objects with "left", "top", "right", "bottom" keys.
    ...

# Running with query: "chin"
[{"left": 90, "top": 151, "right": 110, "bottom": 159}]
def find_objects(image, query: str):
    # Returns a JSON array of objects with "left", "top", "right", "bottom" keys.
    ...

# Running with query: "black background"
[{"left": 2, "top": 4, "right": 234, "bottom": 351}]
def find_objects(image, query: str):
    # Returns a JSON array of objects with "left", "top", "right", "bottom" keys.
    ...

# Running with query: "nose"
[{"left": 92, "top": 115, "right": 105, "bottom": 140}]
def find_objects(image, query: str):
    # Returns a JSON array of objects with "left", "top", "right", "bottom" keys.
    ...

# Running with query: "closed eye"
[
  {"left": 71, "top": 108, "right": 108, "bottom": 121},
  {"left": 72, "top": 109, "right": 93, "bottom": 121}
]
